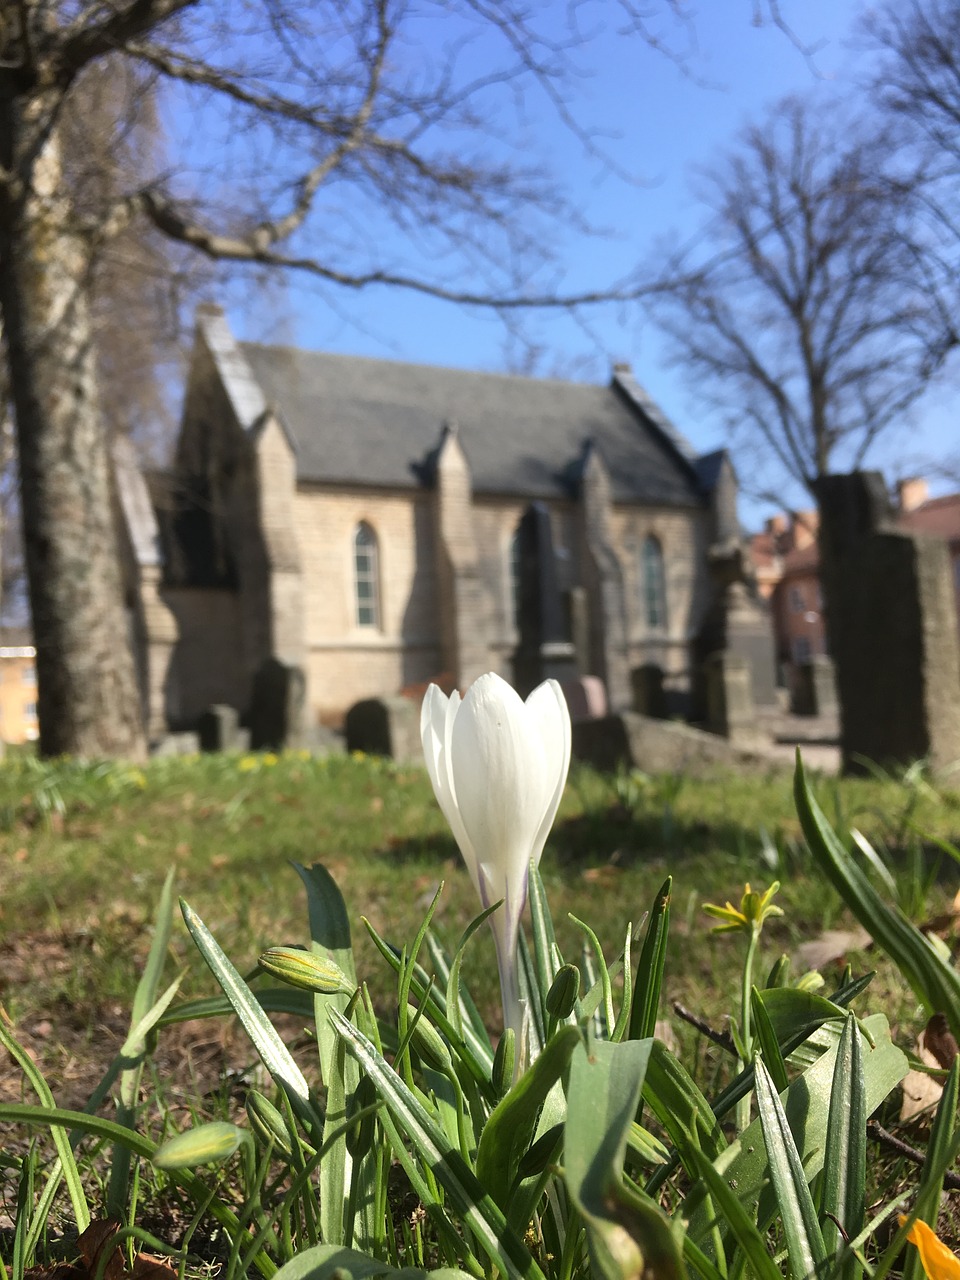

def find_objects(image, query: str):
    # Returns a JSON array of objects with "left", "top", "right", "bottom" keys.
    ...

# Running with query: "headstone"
[
  {"left": 631, "top": 663, "right": 668, "bottom": 719},
  {"left": 693, "top": 543, "right": 778, "bottom": 711},
  {"left": 567, "top": 586, "right": 591, "bottom": 677},
  {"left": 249, "top": 657, "right": 306, "bottom": 750},
  {"left": 345, "top": 695, "right": 421, "bottom": 762},
  {"left": 704, "top": 651, "right": 762, "bottom": 748},
  {"left": 513, "top": 503, "right": 579, "bottom": 697},
  {"left": 197, "top": 703, "right": 240, "bottom": 752},
  {"left": 791, "top": 656, "right": 838, "bottom": 718},
  {"left": 572, "top": 711, "right": 769, "bottom": 777},
  {"left": 559, "top": 675, "right": 608, "bottom": 721},
  {"left": 150, "top": 731, "right": 201, "bottom": 757},
  {"left": 816, "top": 471, "right": 960, "bottom": 776}
]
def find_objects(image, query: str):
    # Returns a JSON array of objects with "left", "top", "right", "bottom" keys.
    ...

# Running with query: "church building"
[{"left": 118, "top": 305, "right": 741, "bottom": 736}]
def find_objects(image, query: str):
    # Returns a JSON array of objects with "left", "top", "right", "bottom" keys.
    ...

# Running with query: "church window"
[
  {"left": 642, "top": 535, "right": 667, "bottom": 630},
  {"left": 354, "top": 522, "right": 380, "bottom": 628}
]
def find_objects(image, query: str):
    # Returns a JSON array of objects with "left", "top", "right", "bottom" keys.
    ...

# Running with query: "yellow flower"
[
  {"left": 703, "top": 882, "right": 783, "bottom": 934},
  {"left": 904, "top": 1219, "right": 960, "bottom": 1280},
  {"left": 238, "top": 756, "right": 258, "bottom": 772},
  {"left": 262, "top": 752, "right": 278, "bottom": 767}
]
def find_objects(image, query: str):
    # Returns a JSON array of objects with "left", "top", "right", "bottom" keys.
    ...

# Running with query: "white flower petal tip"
[{"left": 419, "top": 672, "right": 571, "bottom": 1047}]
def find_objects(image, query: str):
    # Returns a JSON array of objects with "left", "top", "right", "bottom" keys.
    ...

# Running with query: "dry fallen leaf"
[
  {"left": 796, "top": 926, "right": 872, "bottom": 971},
  {"left": 23, "top": 1218, "right": 178, "bottom": 1280},
  {"left": 900, "top": 1013, "right": 955, "bottom": 1123}
]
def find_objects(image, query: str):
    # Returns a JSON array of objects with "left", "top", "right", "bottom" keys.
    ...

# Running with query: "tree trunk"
[{"left": 0, "top": 93, "right": 147, "bottom": 758}]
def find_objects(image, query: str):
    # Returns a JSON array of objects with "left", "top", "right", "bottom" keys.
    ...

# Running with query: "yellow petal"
[{"left": 907, "top": 1219, "right": 960, "bottom": 1280}]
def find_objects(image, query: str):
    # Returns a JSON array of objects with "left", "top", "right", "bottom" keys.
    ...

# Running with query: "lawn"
[{"left": 1, "top": 747, "right": 958, "bottom": 1067}]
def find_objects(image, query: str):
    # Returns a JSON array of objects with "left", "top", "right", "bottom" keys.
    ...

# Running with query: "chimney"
[
  {"left": 791, "top": 510, "right": 819, "bottom": 551},
  {"left": 765, "top": 514, "right": 787, "bottom": 537},
  {"left": 898, "top": 477, "right": 928, "bottom": 512}
]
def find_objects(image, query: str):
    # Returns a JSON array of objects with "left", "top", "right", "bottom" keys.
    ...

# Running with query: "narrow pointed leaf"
[
  {"left": 330, "top": 1011, "right": 545, "bottom": 1280},
  {"left": 565, "top": 1038, "right": 683, "bottom": 1280},
  {"left": 754, "top": 1056, "right": 827, "bottom": 1279},
  {"left": 795, "top": 755, "right": 960, "bottom": 1034},
  {"left": 630, "top": 877, "right": 672, "bottom": 1041},
  {"left": 476, "top": 1026, "right": 579, "bottom": 1210},
  {"left": 751, "top": 987, "right": 789, "bottom": 1093},
  {"left": 180, "top": 899, "right": 316, "bottom": 1118},
  {"left": 821, "top": 1014, "right": 866, "bottom": 1265},
  {"left": 685, "top": 1147, "right": 781, "bottom": 1280}
]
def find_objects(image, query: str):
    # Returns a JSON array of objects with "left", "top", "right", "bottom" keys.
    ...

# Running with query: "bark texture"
[{"left": 0, "top": 93, "right": 146, "bottom": 758}]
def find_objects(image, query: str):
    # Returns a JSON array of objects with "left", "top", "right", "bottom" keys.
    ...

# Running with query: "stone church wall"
[
  {"left": 611, "top": 504, "right": 712, "bottom": 680},
  {"left": 294, "top": 486, "right": 442, "bottom": 722}
]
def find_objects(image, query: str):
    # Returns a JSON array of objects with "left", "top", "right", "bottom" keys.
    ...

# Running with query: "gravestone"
[
  {"left": 631, "top": 663, "right": 668, "bottom": 719},
  {"left": 345, "top": 696, "right": 420, "bottom": 762},
  {"left": 816, "top": 471, "right": 960, "bottom": 776},
  {"left": 512, "top": 503, "right": 579, "bottom": 697},
  {"left": 250, "top": 657, "right": 306, "bottom": 750},
  {"left": 572, "top": 711, "right": 768, "bottom": 776},
  {"left": 704, "top": 651, "right": 762, "bottom": 747},
  {"left": 197, "top": 704, "right": 240, "bottom": 752},
  {"left": 693, "top": 544, "right": 778, "bottom": 712},
  {"left": 559, "top": 675, "right": 608, "bottom": 721},
  {"left": 791, "top": 656, "right": 838, "bottom": 718},
  {"left": 567, "top": 586, "right": 591, "bottom": 677}
]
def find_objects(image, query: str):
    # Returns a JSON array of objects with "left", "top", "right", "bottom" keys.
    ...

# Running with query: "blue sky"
[{"left": 220, "top": 1, "right": 956, "bottom": 528}]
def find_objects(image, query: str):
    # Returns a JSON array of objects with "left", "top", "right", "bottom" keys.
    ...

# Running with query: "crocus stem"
[{"left": 494, "top": 936, "right": 525, "bottom": 1074}]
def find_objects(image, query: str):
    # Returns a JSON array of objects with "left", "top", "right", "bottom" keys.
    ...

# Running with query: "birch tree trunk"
[{"left": 0, "top": 93, "right": 146, "bottom": 758}]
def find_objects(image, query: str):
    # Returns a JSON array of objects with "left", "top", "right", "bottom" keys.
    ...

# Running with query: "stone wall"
[
  {"left": 295, "top": 485, "right": 442, "bottom": 721},
  {"left": 611, "top": 503, "right": 711, "bottom": 679}
]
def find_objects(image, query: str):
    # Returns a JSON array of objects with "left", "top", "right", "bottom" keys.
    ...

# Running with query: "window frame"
[
  {"left": 641, "top": 534, "right": 668, "bottom": 631},
  {"left": 353, "top": 522, "right": 381, "bottom": 630}
]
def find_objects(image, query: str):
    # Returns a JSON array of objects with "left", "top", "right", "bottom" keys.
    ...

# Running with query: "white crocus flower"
[{"left": 420, "top": 672, "right": 571, "bottom": 1055}]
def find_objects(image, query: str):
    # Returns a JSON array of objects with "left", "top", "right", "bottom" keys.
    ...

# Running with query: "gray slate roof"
[{"left": 239, "top": 343, "right": 706, "bottom": 507}]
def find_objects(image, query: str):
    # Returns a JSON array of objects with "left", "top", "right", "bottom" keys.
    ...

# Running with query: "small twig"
[
  {"left": 672, "top": 1001, "right": 737, "bottom": 1055},
  {"left": 868, "top": 1120, "right": 960, "bottom": 1191}
]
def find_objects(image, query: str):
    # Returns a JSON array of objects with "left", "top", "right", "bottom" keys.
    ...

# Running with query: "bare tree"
[
  {"left": 868, "top": 1, "right": 960, "bottom": 377},
  {"left": 0, "top": 0, "right": 693, "bottom": 758},
  {"left": 651, "top": 96, "right": 955, "bottom": 502}
]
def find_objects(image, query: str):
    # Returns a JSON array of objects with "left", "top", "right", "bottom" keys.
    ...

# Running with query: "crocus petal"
[
  {"left": 523, "top": 678, "right": 572, "bottom": 868},
  {"left": 420, "top": 685, "right": 482, "bottom": 898},
  {"left": 907, "top": 1220, "right": 960, "bottom": 1280},
  {"left": 449, "top": 674, "right": 552, "bottom": 920}
]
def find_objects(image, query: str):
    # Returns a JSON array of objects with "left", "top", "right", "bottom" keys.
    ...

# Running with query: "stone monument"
[
  {"left": 693, "top": 541, "right": 779, "bottom": 715},
  {"left": 816, "top": 471, "right": 960, "bottom": 777},
  {"left": 249, "top": 657, "right": 306, "bottom": 751},
  {"left": 512, "top": 503, "right": 579, "bottom": 697}
]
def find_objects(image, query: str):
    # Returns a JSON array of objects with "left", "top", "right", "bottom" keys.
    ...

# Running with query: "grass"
[
  {"left": 1, "top": 747, "right": 958, "bottom": 1049},
  {"left": 2, "top": 748, "right": 960, "bottom": 1268}
]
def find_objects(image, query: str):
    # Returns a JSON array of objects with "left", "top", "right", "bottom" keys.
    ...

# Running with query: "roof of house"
[
  {"left": 899, "top": 492, "right": 960, "bottom": 546},
  {"left": 236, "top": 342, "right": 710, "bottom": 507}
]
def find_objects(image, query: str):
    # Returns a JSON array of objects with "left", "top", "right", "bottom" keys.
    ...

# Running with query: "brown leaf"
[
  {"left": 920, "top": 891, "right": 960, "bottom": 939},
  {"left": 24, "top": 1219, "right": 178, "bottom": 1280},
  {"left": 796, "top": 926, "right": 872, "bottom": 971},
  {"left": 900, "top": 1014, "right": 953, "bottom": 1123},
  {"left": 922, "top": 1012, "right": 958, "bottom": 1071}
]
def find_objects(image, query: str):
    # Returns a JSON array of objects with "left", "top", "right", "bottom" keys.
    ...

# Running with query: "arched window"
[
  {"left": 642, "top": 535, "right": 667, "bottom": 630},
  {"left": 353, "top": 522, "right": 380, "bottom": 628}
]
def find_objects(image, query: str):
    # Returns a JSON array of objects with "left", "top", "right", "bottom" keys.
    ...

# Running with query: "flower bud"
[
  {"left": 245, "top": 1090, "right": 295, "bottom": 1159},
  {"left": 545, "top": 964, "right": 581, "bottom": 1019},
  {"left": 259, "top": 946, "right": 350, "bottom": 994},
  {"left": 491, "top": 1027, "right": 515, "bottom": 1098},
  {"left": 407, "top": 1004, "right": 453, "bottom": 1073},
  {"left": 153, "top": 1122, "right": 245, "bottom": 1169}
]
